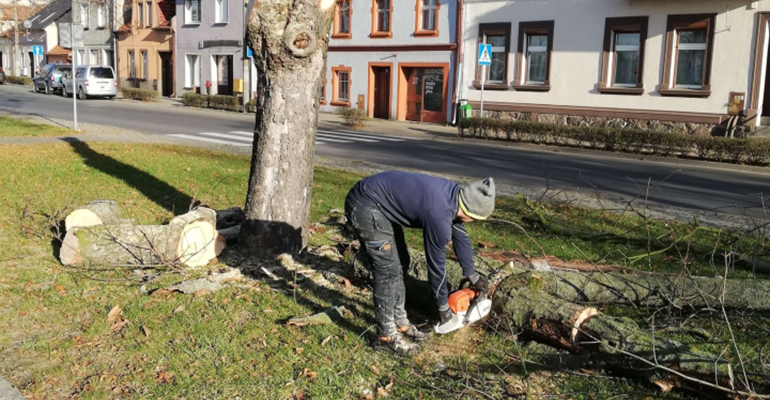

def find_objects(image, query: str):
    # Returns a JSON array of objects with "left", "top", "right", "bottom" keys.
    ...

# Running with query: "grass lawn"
[
  {"left": 0, "top": 141, "right": 766, "bottom": 399},
  {"left": 0, "top": 116, "right": 77, "bottom": 137}
]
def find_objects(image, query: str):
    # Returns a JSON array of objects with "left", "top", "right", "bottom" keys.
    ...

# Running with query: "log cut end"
[
  {"left": 176, "top": 221, "right": 222, "bottom": 267},
  {"left": 60, "top": 229, "right": 83, "bottom": 266},
  {"left": 570, "top": 307, "right": 599, "bottom": 343}
]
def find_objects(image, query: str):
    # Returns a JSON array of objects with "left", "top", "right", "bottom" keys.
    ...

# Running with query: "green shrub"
[
  {"left": 457, "top": 117, "right": 770, "bottom": 165},
  {"left": 182, "top": 93, "right": 208, "bottom": 108},
  {"left": 245, "top": 99, "right": 258, "bottom": 113},
  {"left": 337, "top": 107, "right": 368, "bottom": 128},
  {"left": 207, "top": 95, "right": 241, "bottom": 112},
  {"left": 120, "top": 87, "right": 158, "bottom": 102},
  {"left": 5, "top": 75, "right": 33, "bottom": 85}
]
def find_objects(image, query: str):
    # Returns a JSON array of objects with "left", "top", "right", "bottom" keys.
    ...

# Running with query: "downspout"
[{"left": 451, "top": 0, "right": 464, "bottom": 125}]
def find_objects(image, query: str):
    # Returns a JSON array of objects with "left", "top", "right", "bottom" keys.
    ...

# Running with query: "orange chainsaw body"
[{"left": 448, "top": 288, "right": 478, "bottom": 314}]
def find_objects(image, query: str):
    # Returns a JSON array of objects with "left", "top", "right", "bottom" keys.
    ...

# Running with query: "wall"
[
  {"left": 174, "top": 0, "right": 245, "bottom": 96},
  {"left": 72, "top": 0, "right": 114, "bottom": 65},
  {"left": 117, "top": 28, "right": 173, "bottom": 92},
  {"left": 461, "top": 0, "right": 767, "bottom": 131}
]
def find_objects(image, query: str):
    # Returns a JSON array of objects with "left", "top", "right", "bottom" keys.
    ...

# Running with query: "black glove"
[
  {"left": 438, "top": 307, "right": 454, "bottom": 325},
  {"left": 468, "top": 273, "right": 489, "bottom": 294}
]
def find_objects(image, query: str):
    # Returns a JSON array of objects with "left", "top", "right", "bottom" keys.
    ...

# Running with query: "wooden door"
[
  {"left": 373, "top": 66, "right": 390, "bottom": 119},
  {"left": 217, "top": 55, "right": 234, "bottom": 96},
  {"left": 405, "top": 68, "right": 423, "bottom": 121},
  {"left": 764, "top": 47, "right": 770, "bottom": 117}
]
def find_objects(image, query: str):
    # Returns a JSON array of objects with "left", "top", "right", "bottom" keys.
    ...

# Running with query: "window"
[
  {"left": 331, "top": 66, "right": 351, "bottom": 106},
  {"left": 137, "top": 3, "right": 144, "bottom": 26},
  {"left": 80, "top": 4, "right": 89, "bottom": 28},
  {"left": 141, "top": 50, "right": 148, "bottom": 79},
  {"left": 332, "top": 0, "right": 351, "bottom": 39},
  {"left": 185, "top": 54, "right": 200, "bottom": 88},
  {"left": 128, "top": 50, "right": 135, "bottom": 78},
  {"left": 90, "top": 67, "right": 114, "bottom": 79},
  {"left": 599, "top": 17, "right": 648, "bottom": 95},
  {"left": 415, "top": 0, "right": 439, "bottom": 36},
  {"left": 184, "top": 0, "right": 200, "bottom": 24},
  {"left": 370, "top": 0, "right": 392, "bottom": 38},
  {"left": 90, "top": 49, "right": 100, "bottom": 64},
  {"left": 514, "top": 20, "right": 553, "bottom": 91},
  {"left": 97, "top": 4, "right": 105, "bottom": 28},
  {"left": 145, "top": 1, "right": 152, "bottom": 27},
  {"left": 78, "top": 49, "right": 85, "bottom": 65},
  {"left": 474, "top": 23, "right": 511, "bottom": 89},
  {"left": 320, "top": 74, "right": 326, "bottom": 104},
  {"left": 215, "top": 0, "right": 228, "bottom": 23},
  {"left": 660, "top": 14, "right": 715, "bottom": 97}
]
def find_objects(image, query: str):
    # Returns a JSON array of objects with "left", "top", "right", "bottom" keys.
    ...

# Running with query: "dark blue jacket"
[{"left": 348, "top": 171, "right": 475, "bottom": 305}]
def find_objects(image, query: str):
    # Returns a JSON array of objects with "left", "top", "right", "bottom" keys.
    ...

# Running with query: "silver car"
[{"left": 61, "top": 65, "right": 117, "bottom": 100}]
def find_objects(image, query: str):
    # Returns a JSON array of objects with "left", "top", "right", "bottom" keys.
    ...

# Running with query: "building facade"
[
  {"left": 319, "top": 0, "right": 459, "bottom": 123},
  {"left": 116, "top": 0, "right": 175, "bottom": 96},
  {"left": 175, "top": 0, "right": 254, "bottom": 98},
  {"left": 71, "top": 0, "right": 115, "bottom": 67},
  {"left": 0, "top": 0, "right": 68, "bottom": 76},
  {"left": 461, "top": 0, "right": 770, "bottom": 133}
]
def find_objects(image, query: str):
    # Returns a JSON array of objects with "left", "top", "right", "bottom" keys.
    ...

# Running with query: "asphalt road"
[{"left": 2, "top": 83, "right": 770, "bottom": 219}]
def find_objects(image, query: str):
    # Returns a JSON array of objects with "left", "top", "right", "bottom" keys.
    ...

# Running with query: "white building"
[
  {"left": 460, "top": 0, "right": 770, "bottom": 133},
  {"left": 320, "top": 0, "right": 459, "bottom": 124}
]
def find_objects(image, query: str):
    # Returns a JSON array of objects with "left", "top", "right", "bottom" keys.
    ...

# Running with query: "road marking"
[
  {"left": 197, "top": 132, "right": 253, "bottom": 143},
  {"left": 336, "top": 129, "right": 421, "bottom": 141},
  {"left": 317, "top": 129, "right": 406, "bottom": 142},
  {"left": 313, "top": 135, "right": 352, "bottom": 143},
  {"left": 317, "top": 132, "right": 376, "bottom": 143},
  {"left": 170, "top": 134, "right": 250, "bottom": 147},
  {"left": 228, "top": 131, "right": 254, "bottom": 137}
]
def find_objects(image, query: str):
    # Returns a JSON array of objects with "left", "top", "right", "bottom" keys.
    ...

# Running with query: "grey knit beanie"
[{"left": 459, "top": 178, "right": 495, "bottom": 220}]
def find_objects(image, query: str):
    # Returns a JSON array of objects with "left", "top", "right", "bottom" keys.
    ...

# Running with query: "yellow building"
[{"left": 117, "top": 0, "right": 175, "bottom": 96}]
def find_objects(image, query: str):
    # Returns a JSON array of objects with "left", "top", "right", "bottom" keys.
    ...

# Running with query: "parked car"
[
  {"left": 0, "top": 67, "right": 5, "bottom": 84},
  {"left": 33, "top": 64, "right": 72, "bottom": 94},
  {"left": 61, "top": 65, "right": 117, "bottom": 100}
]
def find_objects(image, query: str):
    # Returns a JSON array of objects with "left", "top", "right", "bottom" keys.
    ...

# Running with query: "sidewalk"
[{"left": 0, "top": 378, "right": 24, "bottom": 400}]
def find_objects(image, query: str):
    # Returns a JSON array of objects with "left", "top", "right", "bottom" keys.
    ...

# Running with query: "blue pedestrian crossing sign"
[
  {"left": 32, "top": 45, "right": 44, "bottom": 56},
  {"left": 478, "top": 44, "right": 492, "bottom": 66}
]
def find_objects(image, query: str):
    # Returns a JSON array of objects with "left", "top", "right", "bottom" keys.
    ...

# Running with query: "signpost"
[
  {"left": 478, "top": 44, "right": 492, "bottom": 117},
  {"left": 71, "top": 23, "right": 78, "bottom": 131}
]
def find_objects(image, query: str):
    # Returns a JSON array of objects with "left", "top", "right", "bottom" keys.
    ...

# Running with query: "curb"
[{"left": 0, "top": 377, "right": 24, "bottom": 400}]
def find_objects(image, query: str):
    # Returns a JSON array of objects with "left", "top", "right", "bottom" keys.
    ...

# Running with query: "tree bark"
[
  {"left": 239, "top": 0, "right": 334, "bottom": 257},
  {"left": 65, "top": 200, "right": 127, "bottom": 231},
  {"left": 60, "top": 208, "right": 224, "bottom": 268}
]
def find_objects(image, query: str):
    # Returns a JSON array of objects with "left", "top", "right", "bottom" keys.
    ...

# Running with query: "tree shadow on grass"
[{"left": 61, "top": 138, "right": 195, "bottom": 214}]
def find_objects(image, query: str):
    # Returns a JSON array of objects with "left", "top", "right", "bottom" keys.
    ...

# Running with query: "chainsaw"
[{"left": 434, "top": 279, "right": 492, "bottom": 334}]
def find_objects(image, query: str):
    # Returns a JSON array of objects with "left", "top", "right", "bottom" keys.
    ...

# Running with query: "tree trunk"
[
  {"left": 65, "top": 200, "right": 127, "bottom": 231},
  {"left": 60, "top": 208, "right": 224, "bottom": 268},
  {"left": 239, "top": 0, "right": 335, "bottom": 257}
]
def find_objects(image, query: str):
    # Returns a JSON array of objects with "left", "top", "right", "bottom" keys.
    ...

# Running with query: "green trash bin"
[{"left": 457, "top": 101, "right": 472, "bottom": 121}]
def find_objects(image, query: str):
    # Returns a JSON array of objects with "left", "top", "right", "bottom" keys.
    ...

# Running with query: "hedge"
[
  {"left": 337, "top": 107, "right": 368, "bottom": 128},
  {"left": 458, "top": 117, "right": 770, "bottom": 166},
  {"left": 245, "top": 99, "right": 257, "bottom": 113},
  {"left": 120, "top": 87, "right": 158, "bottom": 102},
  {"left": 181, "top": 93, "right": 242, "bottom": 112},
  {"left": 5, "top": 75, "right": 33, "bottom": 85}
]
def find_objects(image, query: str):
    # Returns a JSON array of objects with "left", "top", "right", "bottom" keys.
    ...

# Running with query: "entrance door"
[
  {"left": 28, "top": 52, "right": 34, "bottom": 76},
  {"left": 216, "top": 55, "right": 234, "bottom": 96},
  {"left": 372, "top": 66, "right": 390, "bottom": 119},
  {"left": 404, "top": 67, "right": 445, "bottom": 123},
  {"left": 764, "top": 43, "right": 770, "bottom": 118},
  {"left": 159, "top": 52, "right": 174, "bottom": 97}
]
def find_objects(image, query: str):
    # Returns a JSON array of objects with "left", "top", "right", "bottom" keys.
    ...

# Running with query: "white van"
[{"left": 61, "top": 65, "right": 117, "bottom": 100}]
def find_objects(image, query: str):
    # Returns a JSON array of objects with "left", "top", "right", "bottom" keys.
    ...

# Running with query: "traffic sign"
[
  {"left": 247, "top": 47, "right": 253, "bottom": 58},
  {"left": 478, "top": 44, "right": 492, "bottom": 66},
  {"left": 32, "top": 45, "right": 44, "bottom": 56}
]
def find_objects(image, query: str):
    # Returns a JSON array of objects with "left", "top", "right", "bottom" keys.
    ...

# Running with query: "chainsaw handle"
[{"left": 458, "top": 277, "right": 472, "bottom": 290}]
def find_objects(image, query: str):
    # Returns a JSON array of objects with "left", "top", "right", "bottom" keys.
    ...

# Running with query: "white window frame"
[
  {"left": 672, "top": 28, "right": 708, "bottom": 90},
  {"left": 337, "top": 71, "right": 349, "bottom": 102},
  {"left": 184, "top": 53, "right": 201, "bottom": 88},
  {"left": 141, "top": 50, "right": 148, "bottom": 79},
  {"left": 137, "top": 2, "right": 144, "bottom": 27},
  {"left": 215, "top": 0, "right": 229, "bottom": 23},
  {"left": 524, "top": 33, "right": 548, "bottom": 85},
  {"left": 185, "top": 0, "right": 201, "bottom": 25},
  {"left": 80, "top": 3, "right": 89, "bottom": 28},
  {"left": 128, "top": 50, "right": 135, "bottom": 78},
  {"left": 609, "top": 31, "right": 641, "bottom": 88},
  {"left": 145, "top": 1, "right": 152, "bottom": 27},
  {"left": 420, "top": 0, "right": 437, "bottom": 31},
  {"left": 484, "top": 32, "right": 506, "bottom": 84},
  {"left": 97, "top": 4, "right": 105, "bottom": 28}
]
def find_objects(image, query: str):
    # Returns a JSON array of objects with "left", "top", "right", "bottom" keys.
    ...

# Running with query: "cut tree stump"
[
  {"left": 64, "top": 200, "right": 128, "bottom": 231},
  {"left": 60, "top": 207, "right": 224, "bottom": 268}
]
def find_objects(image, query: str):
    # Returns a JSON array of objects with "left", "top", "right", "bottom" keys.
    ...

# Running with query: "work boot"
[
  {"left": 373, "top": 333, "right": 420, "bottom": 357},
  {"left": 398, "top": 324, "right": 430, "bottom": 342}
]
